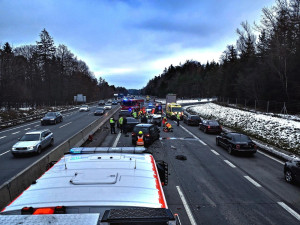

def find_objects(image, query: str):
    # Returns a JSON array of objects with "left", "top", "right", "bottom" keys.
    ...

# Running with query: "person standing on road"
[
  {"left": 136, "top": 131, "right": 144, "bottom": 147},
  {"left": 162, "top": 117, "right": 167, "bottom": 127},
  {"left": 110, "top": 117, "right": 116, "bottom": 134},
  {"left": 132, "top": 110, "right": 137, "bottom": 119},
  {"left": 176, "top": 112, "right": 180, "bottom": 126},
  {"left": 119, "top": 116, "right": 123, "bottom": 133}
]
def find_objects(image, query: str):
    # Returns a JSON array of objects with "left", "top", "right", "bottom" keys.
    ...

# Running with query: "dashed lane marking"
[
  {"left": 24, "top": 128, "right": 31, "bottom": 131},
  {"left": 12, "top": 131, "right": 20, "bottom": 135},
  {"left": 211, "top": 149, "right": 220, "bottom": 155},
  {"left": 178, "top": 123, "right": 207, "bottom": 145},
  {"left": 244, "top": 175, "right": 261, "bottom": 187},
  {"left": 113, "top": 132, "right": 122, "bottom": 147},
  {"left": 0, "top": 136, "right": 6, "bottom": 140},
  {"left": 0, "top": 121, "right": 39, "bottom": 134},
  {"left": 176, "top": 186, "right": 197, "bottom": 225},
  {"left": 34, "top": 125, "right": 39, "bottom": 127},
  {"left": 224, "top": 160, "right": 236, "bottom": 168},
  {"left": 0, "top": 150, "right": 10, "bottom": 157},
  {"left": 59, "top": 122, "right": 72, "bottom": 128},
  {"left": 278, "top": 202, "right": 300, "bottom": 221}
]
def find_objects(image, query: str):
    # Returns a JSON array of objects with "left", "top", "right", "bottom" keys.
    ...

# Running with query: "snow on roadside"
[
  {"left": 187, "top": 103, "right": 300, "bottom": 154},
  {"left": 156, "top": 98, "right": 216, "bottom": 104}
]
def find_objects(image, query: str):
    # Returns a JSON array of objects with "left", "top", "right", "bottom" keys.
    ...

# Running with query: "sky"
[{"left": 0, "top": 0, "right": 275, "bottom": 89}]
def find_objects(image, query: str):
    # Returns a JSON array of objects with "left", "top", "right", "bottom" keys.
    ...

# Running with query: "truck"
[
  {"left": 74, "top": 94, "right": 86, "bottom": 104},
  {"left": 166, "top": 94, "right": 176, "bottom": 106},
  {"left": 0, "top": 147, "right": 181, "bottom": 225}
]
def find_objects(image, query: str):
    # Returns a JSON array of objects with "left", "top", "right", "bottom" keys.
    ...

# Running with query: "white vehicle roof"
[{"left": 3, "top": 147, "right": 167, "bottom": 213}]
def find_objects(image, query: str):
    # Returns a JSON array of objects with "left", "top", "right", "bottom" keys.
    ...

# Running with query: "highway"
[
  {"left": 0, "top": 105, "right": 118, "bottom": 185},
  {"left": 1, "top": 100, "right": 300, "bottom": 224},
  {"left": 96, "top": 103, "right": 300, "bottom": 225}
]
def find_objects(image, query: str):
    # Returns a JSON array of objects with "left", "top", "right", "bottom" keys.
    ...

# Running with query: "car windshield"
[
  {"left": 232, "top": 134, "right": 251, "bottom": 142},
  {"left": 133, "top": 127, "right": 149, "bottom": 133},
  {"left": 208, "top": 121, "right": 219, "bottom": 126},
  {"left": 191, "top": 115, "right": 200, "bottom": 120},
  {"left": 20, "top": 134, "right": 40, "bottom": 141},
  {"left": 45, "top": 112, "right": 55, "bottom": 117},
  {"left": 172, "top": 107, "right": 182, "bottom": 112},
  {"left": 105, "top": 103, "right": 111, "bottom": 106},
  {"left": 81, "top": 105, "right": 88, "bottom": 108},
  {"left": 96, "top": 107, "right": 104, "bottom": 110}
]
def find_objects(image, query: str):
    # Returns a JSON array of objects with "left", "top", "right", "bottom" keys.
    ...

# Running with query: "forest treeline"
[
  {"left": 0, "top": 29, "right": 125, "bottom": 108},
  {"left": 142, "top": 0, "right": 300, "bottom": 106}
]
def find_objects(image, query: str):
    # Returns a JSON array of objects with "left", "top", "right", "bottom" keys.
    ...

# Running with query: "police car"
[{"left": 1, "top": 147, "right": 181, "bottom": 225}]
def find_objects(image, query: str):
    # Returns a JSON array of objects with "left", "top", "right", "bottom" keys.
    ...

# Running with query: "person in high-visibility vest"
[
  {"left": 110, "top": 117, "right": 116, "bottom": 134},
  {"left": 132, "top": 111, "right": 137, "bottom": 119},
  {"left": 165, "top": 122, "right": 172, "bottom": 132},
  {"left": 119, "top": 116, "right": 123, "bottom": 133},
  {"left": 176, "top": 112, "right": 180, "bottom": 126},
  {"left": 162, "top": 117, "right": 167, "bottom": 127},
  {"left": 136, "top": 131, "right": 144, "bottom": 147}
]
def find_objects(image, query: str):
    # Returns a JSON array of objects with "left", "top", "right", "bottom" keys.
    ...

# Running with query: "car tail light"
[
  {"left": 145, "top": 134, "right": 150, "bottom": 137},
  {"left": 236, "top": 144, "right": 240, "bottom": 149},
  {"left": 132, "top": 132, "right": 136, "bottom": 136},
  {"left": 207, "top": 126, "right": 211, "bottom": 129}
]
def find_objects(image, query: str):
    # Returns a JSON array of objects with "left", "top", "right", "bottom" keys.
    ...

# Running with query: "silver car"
[{"left": 11, "top": 130, "right": 54, "bottom": 156}]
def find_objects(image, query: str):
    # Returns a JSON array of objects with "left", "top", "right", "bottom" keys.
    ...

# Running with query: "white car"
[
  {"left": 104, "top": 103, "right": 112, "bottom": 110},
  {"left": 79, "top": 105, "right": 90, "bottom": 112}
]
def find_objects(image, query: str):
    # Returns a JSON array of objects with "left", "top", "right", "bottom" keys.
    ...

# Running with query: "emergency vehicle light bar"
[{"left": 69, "top": 147, "right": 147, "bottom": 154}]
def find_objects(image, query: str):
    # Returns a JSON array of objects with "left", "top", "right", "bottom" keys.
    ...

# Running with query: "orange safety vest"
[
  {"left": 166, "top": 123, "right": 172, "bottom": 129},
  {"left": 136, "top": 135, "right": 144, "bottom": 146},
  {"left": 162, "top": 118, "right": 167, "bottom": 125}
]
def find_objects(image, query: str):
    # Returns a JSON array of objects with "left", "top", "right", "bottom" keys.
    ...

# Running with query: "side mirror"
[{"left": 156, "top": 160, "right": 168, "bottom": 186}]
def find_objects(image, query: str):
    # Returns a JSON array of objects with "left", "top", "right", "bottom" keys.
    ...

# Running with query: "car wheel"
[
  {"left": 216, "top": 138, "right": 220, "bottom": 146},
  {"left": 60, "top": 118, "right": 63, "bottom": 122},
  {"left": 54, "top": 120, "right": 57, "bottom": 125},
  {"left": 227, "top": 146, "right": 233, "bottom": 155},
  {"left": 36, "top": 146, "right": 42, "bottom": 155},
  {"left": 50, "top": 138, "right": 54, "bottom": 146},
  {"left": 285, "top": 170, "right": 294, "bottom": 183}
]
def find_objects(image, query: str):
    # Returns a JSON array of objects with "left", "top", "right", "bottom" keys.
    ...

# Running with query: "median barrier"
[{"left": 0, "top": 106, "right": 120, "bottom": 211}]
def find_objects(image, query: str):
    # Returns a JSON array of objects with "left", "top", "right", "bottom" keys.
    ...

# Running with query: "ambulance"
[
  {"left": 166, "top": 103, "right": 183, "bottom": 120},
  {"left": 0, "top": 147, "right": 181, "bottom": 225}
]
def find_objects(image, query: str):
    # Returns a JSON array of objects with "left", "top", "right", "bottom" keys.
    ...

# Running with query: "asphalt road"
[
  {"left": 0, "top": 104, "right": 118, "bottom": 185},
  {"left": 97, "top": 104, "right": 300, "bottom": 224}
]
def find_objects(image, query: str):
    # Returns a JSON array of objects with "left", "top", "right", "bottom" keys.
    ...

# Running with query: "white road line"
[
  {"left": 0, "top": 121, "right": 39, "bottom": 134},
  {"left": 179, "top": 124, "right": 207, "bottom": 146},
  {"left": 224, "top": 160, "right": 236, "bottom": 168},
  {"left": 0, "top": 136, "right": 6, "bottom": 140},
  {"left": 244, "top": 176, "right": 261, "bottom": 187},
  {"left": 176, "top": 186, "right": 197, "bottom": 225},
  {"left": 278, "top": 202, "right": 300, "bottom": 221},
  {"left": 112, "top": 132, "right": 122, "bottom": 147},
  {"left": 258, "top": 150, "right": 285, "bottom": 165},
  {"left": 12, "top": 131, "right": 20, "bottom": 135},
  {"left": 211, "top": 149, "right": 220, "bottom": 155},
  {"left": 59, "top": 122, "right": 72, "bottom": 128},
  {"left": 24, "top": 128, "right": 31, "bottom": 131},
  {"left": 34, "top": 125, "right": 39, "bottom": 127},
  {"left": 0, "top": 150, "right": 10, "bottom": 157}
]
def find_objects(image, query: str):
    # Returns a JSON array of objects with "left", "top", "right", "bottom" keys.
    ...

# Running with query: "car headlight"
[
  {"left": 50, "top": 118, "right": 55, "bottom": 120},
  {"left": 41, "top": 119, "right": 43, "bottom": 121},
  {"left": 12, "top": 147, "right": 16, "bottom": 150},
  {"left": 27, "top": 146, "right": 35, "bottom": 150}
]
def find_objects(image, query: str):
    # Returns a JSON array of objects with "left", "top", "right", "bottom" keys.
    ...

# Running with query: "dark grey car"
[
  {"left": 41, "top": 112, "right": 63, "bottom": 125},
  {"left": 94, "top": 107, "right": 105, "bottom": 116},
  {"left": 284, "top": 157, "right": 300, "bottom": 183}
]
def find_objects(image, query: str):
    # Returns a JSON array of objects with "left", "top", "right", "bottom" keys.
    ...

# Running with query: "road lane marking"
[
  {"left": 244, "top": 176, "right": 261, "bottom": 187},
  {"left": 179, "top": 124, "right": 207, "bottom": 146},
  {"left": 12, "top": 131, "right": 20, "bottom": 135},
  {"left": 34, "top": 125, "right": 39, "bottom": 127},
  {"left": 59, "top": 122, "right": 72, "bottom": 128},
  {"left": 0, "top": 150, "right": 10, "bottom": 157},
  {"left": 176, "top": 186, "right": 197, "bottom": 225},
  {"left": 0, "top": 136, "right": 6, "bottom": 140},
  {"left": 278, "top": 202, "right": 300, "bottom": 221},
  {"left": 211, "top": 149, "right": 220, "bottom": 155},
  {"left": 24, "top": 128, "right": 30, "bottom": 130},
  {"left": 224, "top": 160, "right": 236, "bottom": 168},
  {"left": 113, "top": 132, "right": 122, "bottom": 147},
  {"left": 258, "top": 150, "right": 285, "bottom": 165},
  {"left": 0, "top": 121, "right": 39, "bottom": 134}
]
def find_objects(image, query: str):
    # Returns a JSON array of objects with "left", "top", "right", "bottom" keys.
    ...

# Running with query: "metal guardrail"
[
  {"left": 0, "top": 105, "right": 120, "bottom": 211},
  {"left": 0, "top": 101, "right": 99, "bottom": 130}
]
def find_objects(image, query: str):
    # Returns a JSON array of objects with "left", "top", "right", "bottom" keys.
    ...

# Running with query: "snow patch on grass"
[{"left": 187, "top": 103, "right": 300, "bottom": 154}]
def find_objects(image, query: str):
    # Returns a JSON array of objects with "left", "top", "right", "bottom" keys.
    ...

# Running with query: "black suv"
[
  {"left": 183, "top": 113, "right": 201, "bottom": 126},
  {"left": 132, "top": 124, "right": 160, "bottom": 147},
  {"left": 284, "top": 157, "right": 300, "bottom": 184},
  {"left": 216, "top": 132, "right": 257, "bottom": 155},
  {"left": 199, "top": 120, "right": 222, "bottom": 134}
]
